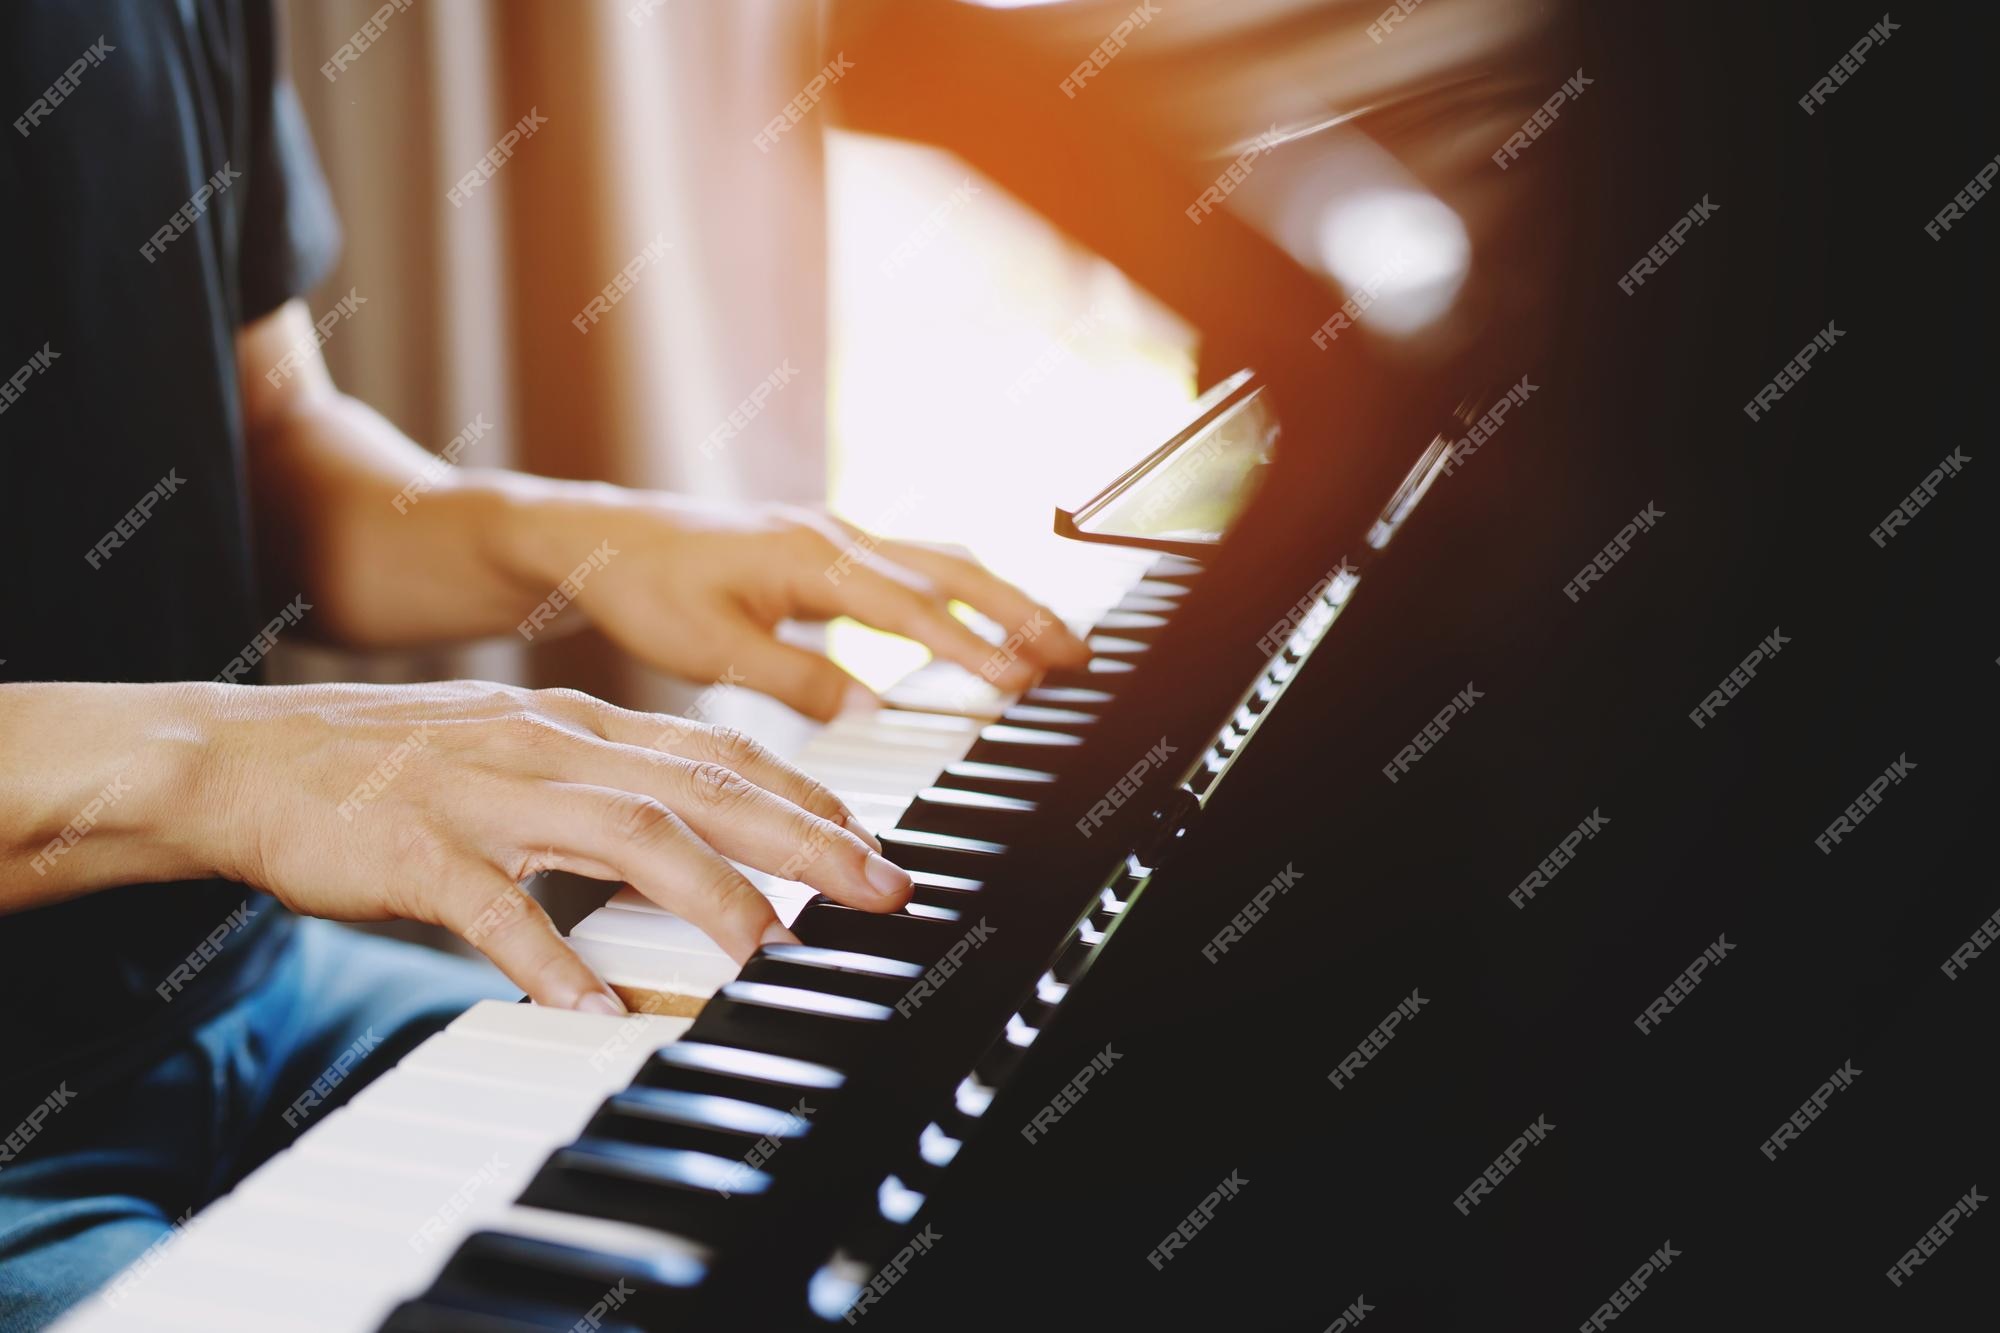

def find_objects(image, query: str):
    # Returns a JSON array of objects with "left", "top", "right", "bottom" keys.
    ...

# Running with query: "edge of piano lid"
[{"left": 826, "top": 0, "right": 1561, "bottom": 551}]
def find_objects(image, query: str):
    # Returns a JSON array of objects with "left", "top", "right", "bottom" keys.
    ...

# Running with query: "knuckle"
[
  {"left": 534, "top": 686, "right": 602, "bottom": 717},
  {"left": 789, "top": 774, "right": 842, "bottom": 818},
  {"left": 610, "top": 793, "right": 684, "bottom": 847},
  {"left": 490, "top": 709, "right": 563, "bottom": 749},
  {"left": 686, "top": 761, "right": 755, "bottom": 813},
  {"left": 697, "top": 725, "right": 761, "bottom": 768}
]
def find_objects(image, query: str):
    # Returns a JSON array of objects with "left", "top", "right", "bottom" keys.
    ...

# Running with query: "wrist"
[
  {"left": 3, "top": 681, "right": 232, "bottom": 891},
  {"left": 453, "top": 469, "right": 627, "bottom": 603}
]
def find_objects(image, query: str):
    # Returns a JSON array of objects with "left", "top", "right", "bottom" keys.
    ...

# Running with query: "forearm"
[
  {"left": 245, "top": 388, "right": 614, "bottom": 648},
  {"left": 0, "top": 682, "right": 222, "bottom": 911}
]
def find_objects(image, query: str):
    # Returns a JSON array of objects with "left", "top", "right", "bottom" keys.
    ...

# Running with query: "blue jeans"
[{"left": 0, "top": 920, "right": 513, "bottom": 1331}]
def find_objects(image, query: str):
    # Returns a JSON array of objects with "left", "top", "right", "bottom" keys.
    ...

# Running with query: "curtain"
[{"left": 277, "top": 0, "right": 830, "bottom": 714}]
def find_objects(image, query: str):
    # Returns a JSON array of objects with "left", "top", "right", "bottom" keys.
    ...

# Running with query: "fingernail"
[
  {"left": 864, "top": 852, "right": 913, "bottom": 900},
  {"left": 841, "top": 682, "right": 879, "bottom": 714},
  {"left": 576, "top": 990, "right": 626, "bottom": 1017},
  {"left": 760, "top": 921, "right": 801, "bottom": 949},
  {"left": 846, "top": 814, "right": 884, "bottom": 854}
]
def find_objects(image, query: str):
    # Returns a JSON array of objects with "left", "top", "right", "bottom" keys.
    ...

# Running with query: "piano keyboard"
[{"left": 54, "top": 544, "right": 1194, "bottom": 1333}]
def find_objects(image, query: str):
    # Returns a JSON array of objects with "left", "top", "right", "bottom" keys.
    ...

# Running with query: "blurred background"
[{"left": 276, "top": 0, "right": 1201, "bottom": 719}]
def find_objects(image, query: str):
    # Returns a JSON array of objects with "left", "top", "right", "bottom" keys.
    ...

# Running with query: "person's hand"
[
  {"left": 189, "top": 680, "right": 911, "bottom": 1011},
  {"left": 501, "top": 492, "right": 1090, "bottom": 719}
]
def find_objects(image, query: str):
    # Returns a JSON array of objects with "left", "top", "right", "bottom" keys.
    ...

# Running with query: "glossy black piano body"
[{"left": 386, "top": 0, "right": 1997, "bottom": 1328}]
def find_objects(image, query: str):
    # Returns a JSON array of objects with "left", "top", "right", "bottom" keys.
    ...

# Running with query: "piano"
[
  {"left": 55, "top": 376, "right": 1418, "bottom": 1331},
  {"left": 57, "top": 0, "right": 1558, "bottom": 1326}
]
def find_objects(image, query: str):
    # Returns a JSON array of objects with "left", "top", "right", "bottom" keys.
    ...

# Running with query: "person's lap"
[{"left": 0, "top": 920, "right": 513, "bottom": 1332}]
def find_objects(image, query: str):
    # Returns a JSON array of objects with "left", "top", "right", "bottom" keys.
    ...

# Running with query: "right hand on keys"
[{"left": 6, "top": 680, "right": 911, "bottom": 1013}]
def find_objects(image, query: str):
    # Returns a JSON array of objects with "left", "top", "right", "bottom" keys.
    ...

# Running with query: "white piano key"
[
  {"left": 598, "top": 861, "right": 815, "bottom": 914},
  {"left": 603, "top": 880, "right": 812, "bottom": 918},
  {"left": 880, "top": 659, "right": 1013, "bottom": 719},
  {"left": 297, "top": 1103, "right": 550, "bottom": 1174},
  {"left": 820, "top": 721, "right": 975, "bottom": 756},
  {"left": 568, "top": 935, "right": 745, "bottom": 997},
  {"left": 68, "top": 1285, "right": 375, "bottom": 1333},
  {"left": 349, "top": 1065, "right": 602, "bottom": 1139},
  {"left": 107, "top": 1058, "right": 713, "bottom": 1331},
  {"left": 446, "top": 996, "right": 688, "bottom": 1053},
  {"left": 581, "top": 898, "right": 806, "bottom": 944},
  {"left": 796, "top": 757, "right": 941, "bottom": 799},
  {"left": 52, "top": 1202, "right": 402, "bottom": 1333},
  {"left": 400, "top": 1027, "right": 643, "bottom": 1096},
  {"left": 805, "top": 719, "right": 965, "bottom": 751},
  {"left": 97, "top": 1228, "right": 394, "bottom": 1330},
  {"left": 573, "top": 904, "right": 715, "bottom": 952},
  {"left": 800, "top": 746, "right": 966, "bottom": 787},
  {"left": 838, "top": 792, "right": 912, "bottom": 833},
  {"left": 178, "top": 1200, "right": 404, "bottom": 1272},
  {"left": 854, "top": 709, "right": 983, "bottom": 738},
  {"left": 795, "top": 745, "right": 954, "bottom": 787},
  {"left": 230, "top": 1147, "right": 533, "bottom": 1226}
]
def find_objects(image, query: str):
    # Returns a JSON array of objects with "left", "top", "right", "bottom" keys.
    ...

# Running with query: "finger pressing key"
[{"left": 519, "top": 783, "right": 798, "bottom": 962}]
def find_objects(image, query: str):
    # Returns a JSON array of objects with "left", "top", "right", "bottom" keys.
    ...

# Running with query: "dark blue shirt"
[{"left": 1, "top": 0, "right": 339, "bottom": 1085}]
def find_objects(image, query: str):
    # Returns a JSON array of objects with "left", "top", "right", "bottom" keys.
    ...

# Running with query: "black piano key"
[
  {"left": 1034, "top": 659, "right": 1137, "bottom": 693},
  {"left": 519, "top": 1139, "right": 763, "bottom": 1242},
  {"left": 1091, "top": 609, "right": 1170, "bottom": 634},
  {"left": 1148, "top": 554, "right": 1204, "bottom": 579},
  {"left": 937, "top": 759, "right": 1059, "bottom": 800},
  {"left": 633, "top": 1041, "right": 845, "bottom": 1108},
  {"left": 997, "top": 704, "right": 1098, "bottom": 733},
  {"left": 1022, "top": 684, "right": 1115, "bottom": 707},
  {"left": 790, "top": 899, "right": 968, "bottom": 964},
  {"left": 976, "top": 723, "right": 1086, "bottom": 751},
  {"left": 758, "top": 941, "right": 927, "bottom": 976},
  {"left": 692, "top": 980, "right": 896, "bottom": 1064},
  {"left": 960, "top": 726, "right": 1087, "bottom": 776},
  {"left": 424, "top": 1231, "right": 702, "bottom": 1330},
  {"left": 903, "top": 900, "right": 963, "bottom": 923},
  {"left": 1109, "top": 593, "right": 1179, "bottom": 615},
  {"left": 909, "top": 870, "right": 983, "bottom": 911},
  {"left": 738, "top": 951, "right": 920, "bottom": 1008},
  {"left": 876, "top": 827, "right": 1010, "bottom": 878},
  {"left": 585, "top": 1085, "right": 811, "bottom": 1160},
  {"left": 897, "top": 787, "right": 1036, "bottom": 841}
]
